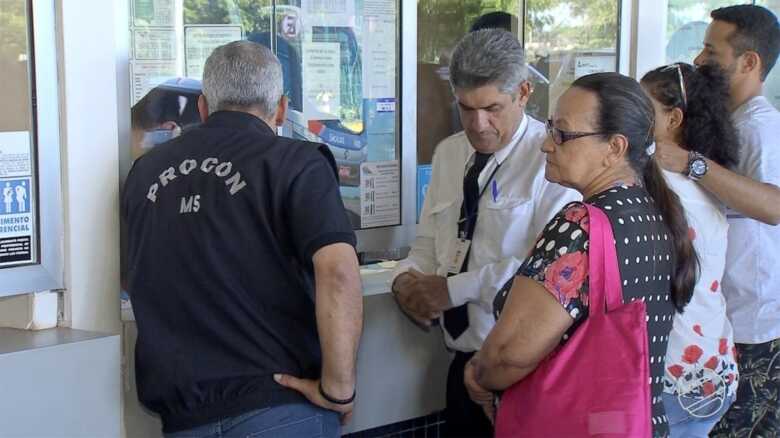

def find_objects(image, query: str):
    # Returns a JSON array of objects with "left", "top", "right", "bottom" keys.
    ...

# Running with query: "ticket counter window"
[
  {"left": 1, "top": 0, "right": 63, "bottom": 296},
  {"left": 0, "top": 0, "right": 38, "bottom": 270},
  {"left": 415, "top": 0, "right": 620, "bottom": 220},
  {"left": 126, "top": 0, "right": 401, "bottom": 230}
]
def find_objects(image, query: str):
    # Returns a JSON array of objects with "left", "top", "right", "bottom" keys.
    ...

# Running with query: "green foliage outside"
[
  {"left": 417, "top": 0, "right": 521, "bottom": 63},
  {"left": 183, "top": 0, "right": 272, "bottom": 34},
  {"left": 0, "top": 0, "right": 28, "bottom": 61},
  {"left": 665, "top": 0, "right": 750, "bottom": 40},
  {"left": 418, "top": 0, "right": 619, "bottom": 64},
  {"left": 525, "top": 0, "right": 618, "bottom": 59}
]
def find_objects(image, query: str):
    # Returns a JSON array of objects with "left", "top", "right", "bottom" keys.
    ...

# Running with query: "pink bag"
[{"left": 494, "top": 204, "right": 652, "bottom": 437}]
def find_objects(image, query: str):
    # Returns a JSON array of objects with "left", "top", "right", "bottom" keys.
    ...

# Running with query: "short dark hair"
[
  {"left": 711, "top": 4, "right": 780, "bottom": 81},
  {"left": 469, "top": 11, "right": 518, "bottom": 33}
]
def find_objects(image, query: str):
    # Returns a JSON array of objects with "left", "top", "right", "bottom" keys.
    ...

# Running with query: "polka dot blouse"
[{"left": 494, "top": 185, "right": 675, "bottom": 437}]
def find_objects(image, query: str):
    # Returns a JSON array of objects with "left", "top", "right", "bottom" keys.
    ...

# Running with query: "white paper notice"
[
  {"left": 133, "top": 28, "right": 177, "bottom": 60},
  {"left": 301, "top": 0, "right": 355, "bottom": 27},
  {"left": 364, "top": 0, "right": 396, "bottom": 17},
  {"left": 131, "top": 60, "right": 178, "bottom": 105},
  {"left": 302, "top": 42, "right": 341, "bottom": 120},
  {"left": 132, "top": 0, "right": 175, "bottom": 27},
  {"left": 0, "top": 132, "right": 32, "bottom": 178},
  {"left": 0, "top": 176, "right": 34, "bottom": 266},
  {"left": 363, "top": 17, "right": 396, "bottom": 99},
  {"left": 574, "top": 55, "right": 615, "bottom": 79},
  {"left": 360, "top": 161, "right": 400, "bottom": 228},
  {"left": 184, "top": 26, "right": 242, "bottom": 79}
]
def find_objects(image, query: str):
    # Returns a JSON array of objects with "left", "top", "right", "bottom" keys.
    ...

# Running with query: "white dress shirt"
[
  {"left": 392, "top": 114, "right": 580, "bottom": 352},
  {"left": 723, "top": 96, "right": 780, "bottom": 344}
]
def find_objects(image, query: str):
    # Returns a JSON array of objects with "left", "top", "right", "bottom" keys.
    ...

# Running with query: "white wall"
[
  {"left": 57, "top": 0, "right": 121, "bottom": 334},
  {"left": 630, "top": 0, "right": 669, "bottom": 79}
]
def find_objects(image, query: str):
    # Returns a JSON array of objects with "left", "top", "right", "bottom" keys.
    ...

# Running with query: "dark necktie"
[{"left": 443, "top": 152, "right": 492, "bottom": 341}]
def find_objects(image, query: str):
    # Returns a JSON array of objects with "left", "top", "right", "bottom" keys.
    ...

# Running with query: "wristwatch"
[{"left": 685, "top": 151, "right": 708, "bottom": 181}]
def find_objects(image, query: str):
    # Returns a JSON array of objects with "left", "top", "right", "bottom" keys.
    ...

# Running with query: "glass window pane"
[
  {"left": 414, "top": 1, "right": 619, "bottom": 221},
  {"left": 665, "top": 0, "right": 750, "bottom": 64},
  {"left": 665, "top": 1, "right": 779, "bottom": 110},
  {"left": 274, "top": 0, "right": 401, "bottom": 230},
  {"left": 524, "top": 0, "right": 620, "bottom": 122},
  {"left": 416, "top": 1, "right": 520, "bottom": 167},
  {"left": 126, "top": 0, "right": 401, "bottom": 230},
  {"left": 0, "top": 0, "right": 38, "bottom": 268}
]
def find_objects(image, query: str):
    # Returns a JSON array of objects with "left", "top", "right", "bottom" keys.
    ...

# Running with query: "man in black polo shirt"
[{"left": 123, "top": 41, "right": 363, "bottom": 438}]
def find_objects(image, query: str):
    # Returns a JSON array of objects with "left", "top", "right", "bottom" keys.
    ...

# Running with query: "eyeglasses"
[
  {"left": 546, "top": 119, "right": 609, "bottom": 146},
  {"left": 661, "top": 63, "right": 688, "bottom": 110}
]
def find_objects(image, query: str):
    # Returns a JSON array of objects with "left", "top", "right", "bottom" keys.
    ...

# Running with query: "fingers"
[
  {"left": 464, "top": 361, "right": 493, "bottom": 405},
  {"left": 401, "top": 305, "right": 434, "bottom": 331},
  {"left": 409, "top": 312, "right": 434, "bottom": 329},
  {"left": 275, "top": 376, "right": 355, "bottom": 418},
  {"left": 273, "top": 373, "right": 306, "bottom": 393},
  {"left": 393, "top": 288, "right": 437, "bottom": 330},
  {"left": 481, "top": 403, "right": 496, "bottom": 425},
  {"left": 407, "top": 268, "right": 425, "bottom": 278}
]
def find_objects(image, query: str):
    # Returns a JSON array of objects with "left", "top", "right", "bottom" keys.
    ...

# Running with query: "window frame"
[{"left": 2, "top": 0, "right": 65, "bottom": 297}]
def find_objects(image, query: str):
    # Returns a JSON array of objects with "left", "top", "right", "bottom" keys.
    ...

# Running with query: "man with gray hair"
[
  {"left": 391, "top": 29, "right": 578, "bottom": 437},
  {"left": 123, "top": 40, "right": 362, "bottom": 437}
]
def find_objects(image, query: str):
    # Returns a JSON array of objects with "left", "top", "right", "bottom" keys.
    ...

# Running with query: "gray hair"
[
  {"left": 202, "top": 40, "right": 283, "bottom": 116},
  {"left": 449, "top": 29, "right": 528, "bottom": 94}
]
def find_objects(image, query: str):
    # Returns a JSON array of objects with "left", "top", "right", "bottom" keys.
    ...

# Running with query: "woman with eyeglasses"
[
  {"left": 641, "top": 63, "right": 740, "bottom": 437},
  {"left": 463, "top": 72, "right": 697, "bottom": 437}
]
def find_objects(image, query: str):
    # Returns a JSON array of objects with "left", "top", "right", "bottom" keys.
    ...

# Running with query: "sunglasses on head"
[{"left": 660, "top": 63, "right": 688, "bottom": 110}]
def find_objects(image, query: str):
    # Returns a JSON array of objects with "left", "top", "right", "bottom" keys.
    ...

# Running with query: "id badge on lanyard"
[
  {"left": 447, "top": 236, "right": 472, "bottom": 275},
  {"left": 447, "top": 161, "right": 500, "bottom": 275}
]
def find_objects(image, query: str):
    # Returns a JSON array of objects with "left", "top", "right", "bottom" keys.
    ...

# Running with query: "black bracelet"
[{"left": 318, "top": 381, "right": 356, "bottom": 405}]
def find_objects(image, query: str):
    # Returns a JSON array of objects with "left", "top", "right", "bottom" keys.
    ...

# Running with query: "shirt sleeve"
[
  {"left": 494, "top": 202, "right": 591, "bottom": 330},
  {"left": 738, "top": 121, "right": 780, "bottom": 187},
  {"left": 286, "top": 145, "right": 357, "bottom": 264},
  {"left": 391, "top": 194, "right": 439, "bottom": 282},
  {"left": 391, "top": 147, "right": 445, "bottom": 283}
]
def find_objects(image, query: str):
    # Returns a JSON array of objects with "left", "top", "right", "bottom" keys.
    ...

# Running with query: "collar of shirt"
[
  {"left": 465, "top": 113, "right": 528, "bottom": 168},
  {"left": 204, "top": 110, "right": 275, "bottom": 136},
  {"left": 464, "top": 113, "right": 529, "bottom": 186}
]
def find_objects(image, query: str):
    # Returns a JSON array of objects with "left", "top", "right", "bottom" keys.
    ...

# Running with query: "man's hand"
[
  {"left": 392, "top": 269, "right": 452, "bottom": 328},
  {"left": 274, "top": 374, "right": 355, "bottom": 424},
  {"left": 654, "top": 141, "right": 689, "bottom": 174},
  {"left": 464, "top": 357, "right": 495, "bottom": 424}
]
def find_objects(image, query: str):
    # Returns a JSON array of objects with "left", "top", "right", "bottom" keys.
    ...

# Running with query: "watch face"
[{"left": 691, "top": 159, "right": 707, "bottom": 177}]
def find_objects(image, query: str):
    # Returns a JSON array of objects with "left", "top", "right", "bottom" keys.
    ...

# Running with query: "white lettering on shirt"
[
  {"left": 146, "top": 158, "right": 247, "bottom": 204},
  {"left": 225, "top": 172, "right": 247, "bottom": 195},
  {"left": 159, "top": 167, "right": 177, "bottom": 186},
  {"left": 179, "top": 159, "right": 197, "bottom": 175},
  {"left": 201, "top": 158, "right": 218, "bottom": 173},
  {"left": 147, "top": 183, "right": 159, "bottom": 202},
  {"left": 180, "top": 195, "right": 201, "bottom": 213},
  {"left": 215, "top": 162, "right": 232, "bottom": 177}
]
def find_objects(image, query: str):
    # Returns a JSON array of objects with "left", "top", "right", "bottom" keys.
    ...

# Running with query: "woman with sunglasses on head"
[
  {"left": 463, "top": 72, "right": 697, "bottom": 437},
  {"left": 641, "top": 63, "right": 740, "bottom": 437}
]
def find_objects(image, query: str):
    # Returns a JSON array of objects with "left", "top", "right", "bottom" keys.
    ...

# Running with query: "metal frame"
[
  {"left": 521, "top": 0, "right": 625, "bottom": 80},
  {"left": 2, "top": 0, "right": 65, "bottom": 297},
  {"left": 354, "top": 0, "right": 417, "bottom": 253},
  {"left": 116, "top": 0, "right": 419, "bottom": 256}
]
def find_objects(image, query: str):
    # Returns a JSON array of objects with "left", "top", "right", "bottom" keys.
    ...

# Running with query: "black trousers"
[{"left": 442, "top": 351, "right": 494, "bottom": 438}]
